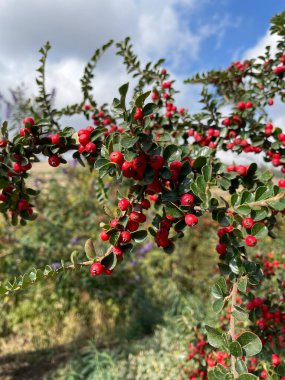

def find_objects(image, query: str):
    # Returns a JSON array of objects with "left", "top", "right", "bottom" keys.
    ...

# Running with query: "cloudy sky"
[{"left": 0, "top": 0, "right": 284, "bottom": 117}]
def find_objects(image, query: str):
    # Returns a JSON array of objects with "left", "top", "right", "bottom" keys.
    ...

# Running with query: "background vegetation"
[{"left": 0, "top": 164, "right": 284, "bottom": 380}]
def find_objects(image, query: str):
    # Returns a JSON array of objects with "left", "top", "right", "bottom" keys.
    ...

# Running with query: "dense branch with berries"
[{"left": 1, "top": 11, "right": 285, "bottom": 380}]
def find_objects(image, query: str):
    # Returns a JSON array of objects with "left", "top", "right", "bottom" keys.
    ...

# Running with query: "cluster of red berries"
[
  {"left": 155, "top": 194, "right": 197, "bottom": 249},
  {"left": 178, "top": 333, "right": 230, "bottom": 380},
  {"left": 187, "top": 128, "right": 220, "bottom": 149},
  {"left": 257, "top": 251, "right": 285, "bottom": 276},
  {"left": 109, "top": 149, "right": 184, "bottom": 189},
  {"left": 91, "top": 197, "right": 151, "bottom": 276},
  {"left": 19, "top": 117, "right": 35, "bottom": 136},
  {"left": 0, "top": 186, "right": 34, "bottom": 217},
  {"left": 215, "top": 216, "right": 258, "bottom": 255},
  {"left": 226, "top": 164, "right": 248, "bottom": 176},
  {"left": 267, "top": 150, "right": 285, "bottom": 172}
]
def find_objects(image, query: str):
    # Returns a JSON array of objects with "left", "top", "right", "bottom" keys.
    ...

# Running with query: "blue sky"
[{"left": 168, "top": 1, "right": 284, "bottom": 75}]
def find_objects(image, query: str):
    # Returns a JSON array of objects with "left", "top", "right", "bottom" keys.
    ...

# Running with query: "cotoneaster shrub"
[{"left": 1, "top": 11, "right": 285, "bottom": 380}]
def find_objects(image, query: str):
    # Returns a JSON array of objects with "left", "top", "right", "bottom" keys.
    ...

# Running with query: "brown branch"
[{"left": 229, "top": 191, "right": 285, "bottom": 212}]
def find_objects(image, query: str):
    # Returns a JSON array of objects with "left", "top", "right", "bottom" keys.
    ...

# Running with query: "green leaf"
[
  {"left": 135, "top": 91, "right": 151, "bottom": 107},
  {"left": 250, "top": 223, "right": 268, "bottom": 238},
  {"left": 213, "top": 364, "right": 229, "bottom": 379},
  {"left": 212, "top": 283, "right": 224, "bottom": 299},
  {"left": 238, "top": 277, "right": 247, "bottom": 293},
  {"left": 231, "top": 193, "right": 240, "bottom": 207},
  {"left": 255, "top": 186, "right": 272, "bottom": 201},
  {"left": 131, "top": 230, "right": 147, "bottom": 243},
  {"left": 276, "top": 363, "right": 285, "bottom": 376},
  {"left": 205, "top": 325, "right": 224, "bottom": 349},
  {"left": 238, "top": 374, "right": 259, "bottom": 380},
  {"left": 70, "top": 250, "right": 79, "bottom": 267},
  {"left": 213, "top": 298, "right": 225, "bottom": 313},
  {"left": 236, "top": 205, "right": 251, "bottom": 215},
  {"left": 229, "top": 341, "right": 243, "bottom": 357},
  {"left": 121, "top": 136, "right": 139, "bottom": 148},
  {"left": 252, "top": 207, "right": 268, "bottom": 221},
  {"left": 165, "top": 202, "right": 184, "bottom": 218},
  {"left": 143, "top": 103, "right": 158, "bottom": 116},
  {"left": 202, "top": 164, "right": 212, "bottom": 182},
  {"left": 84, "top": 239, "right": 96, "bottom": 260},
  {"left": 235, "top": 359, "right": 248, "bottom": 374},
  {"left": 237, "top": 332, "right": 262, "bottom": 356},
  {"left": 193, "top": 156, "right": 207, "bottom": 169},
  {"left": 0, "top": 177, "right": 9, "bottom": 189},
  {"left": 233, "top": 306, "right": 249, "bottom": 322},
  {"left": 109, "top": 230, "right": 120, "bottom": 246},
  {"left": 163, "top": 144, "right": 181, "bottom": 161},
  {"left": 101, "top": 252, "right": 117, "bottom": 270},
  {"left": 119, "top": 82, "right": 129, "bottom": 109},
  {"left": 216, "top": 277, "right": 228, "bottom": 294}
]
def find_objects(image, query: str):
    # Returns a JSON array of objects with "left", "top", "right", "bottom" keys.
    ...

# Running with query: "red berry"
[
  {"left": 85, "top": 142, "right": 96, "bottom": 154},
  {"left": 0, "top": 194, "right": 8, "bottom": 202},
  {"left": 268, "top": 98, "right": 274, "bottom": 106},
  {"left": 227, "top": 164, "right": 236, "bottom": 172},
  {"left": 13, "top": 162, "right": 23, "bottom": 173},
  {"left": 127, "top": 220, "right": 139, "bottom": 232},
  {"left": 0, "top": 138, "right": 8, "bottom": 148},
  {"left": 216, "top": 243, "right": 227, "bottom": 255},
  {"left": 122, "top": 161, "right": 134, "bottom": 178},
  {"left": 18, "top": 199, "right": 29, "bottom": 211},
  {"left": 100, "top": 230, "right": 110, "bottom": 241},
  {"left": 49, "top": 133, "right": 60, "bottom": 145},
  {"left": 222, "top": 118, "right": 231, "bottom": 126},
  {"left": 20, "top": 128, "right": 30, "bottom": 136},
  {"left": 236, "top": 165, "right": 247, "bottom": 176},
  {"left": 242, "top": 217, "right": 254, "bottom": 229},
  {"left": 23, "top": 117, "right": 35, "bottom": 127},
  {"left": 90, "top": 262, "right": 104, "bottom": 277},
  {"left": 245, "top": 101, "right": 253, "bottom": 108},
  {"left": 260, "top": 370, "right": 267, "bottom": 379},
  {"left": 278, "top": 179, "right": 285, "bottom": 188},
  {"left": 129, "top": 211, "right": 141, "bottom": 222},
  {"left": 48, "top": 155, "right": 61, "bottom": 167},
  {"left": 78, "top": 145, "right": 85, "bottom": 153},
  {"left": 118, "top": 198, "right": 130, "bottom": 211},
  {"left": 22, "top": 162, "right": 32, "bottom": 171},
  {"left": 237, "top": 101, "right": 246, "bottom": 110},
  {"left": 78, "top": 133, "right": 90, "bottom": 146},
  {"left": 109, "top": 219, "right": 119, "bottom": 228},
  {"left": 132, "top": 155, "right": 147, "bottom": 172},
  {"left": 169, "top": 161, "right": 182, "bottom": 172},
  {"left": 162, "top": 81, "right": 171, "bottom": 89},
  {"left": 110, "top": 151, "right": 124, "bottom": 165},
  {"left": 245, "top": 235, "right": 257, "bottom": 247},
  {"left": 141, "top": 199, "right": 151, "bottom": 209},
  {"left": 181, "top": 194, "right": 194, "bottom": 206},
  {"left": 185, "top": 214, "right": 198, "bottom": 227},
  {"left": 120, "top": 231, "right": 132, "bottom": 244},
  {"left": 150, "top": 155, "right": 164, "bottom": 170},
  {"left": 138, "top": 213, "right": 146, "bottom": 223},
  {"left": 112, "top": 246, "right": 123, "bottom": 258},
  {"left": 103, "top": 268, "right": 113, "bottom": 275},
  {"left": 272, "top": 354, "right": 280, "bottom": 367},
  {"left": 134, "top": 107, "right": 144, "bottom": 120}
]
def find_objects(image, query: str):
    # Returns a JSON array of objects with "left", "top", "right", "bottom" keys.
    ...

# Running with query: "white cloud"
[
  {"left": 242, "top": 29, "right": 278, "bottom": 60},
  {"left": 0, "top": 0, "right": 237, "bottom": 121}
]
